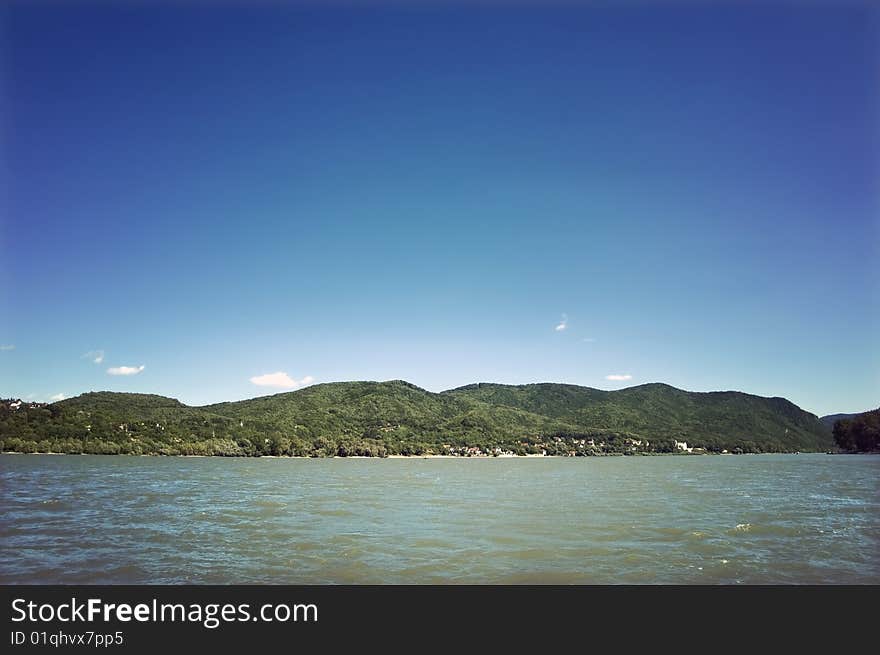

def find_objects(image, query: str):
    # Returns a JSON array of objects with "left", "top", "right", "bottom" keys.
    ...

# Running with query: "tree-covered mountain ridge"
[
  {"left": 829, "top": 408, "right": 880, "bottom": 453},
  {"left": 1, "top": 380, "right": 835, "bottom": 456}
]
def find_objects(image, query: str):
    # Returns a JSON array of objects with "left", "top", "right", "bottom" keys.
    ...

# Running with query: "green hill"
[
  {"left": 830, "top": 408, "right": 880, "bottom": 452},
  {"left": 203, "top": 380, "right": 566, "bottom": 455},
  {"left": 445, "top": 382, "right": 831, "bottom": 453},
  {"left": 0, "top": 380, "right": 833, "bottom": 456},
  {"left": 819, "top": 412, "right": 860, "bottom": 430}
]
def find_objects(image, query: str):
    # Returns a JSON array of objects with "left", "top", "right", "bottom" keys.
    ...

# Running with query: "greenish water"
[{"left": 1, "top": 454, "right": 877, "bottom": 584}]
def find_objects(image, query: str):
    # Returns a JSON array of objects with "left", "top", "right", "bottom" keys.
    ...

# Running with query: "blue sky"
[{"left": 1, "top": 2, "right": 877, "bottom": 416}]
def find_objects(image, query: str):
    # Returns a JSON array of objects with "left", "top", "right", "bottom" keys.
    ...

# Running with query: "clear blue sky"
[{"left": 1, "top": 2, "right": 877, "bottom": 416}]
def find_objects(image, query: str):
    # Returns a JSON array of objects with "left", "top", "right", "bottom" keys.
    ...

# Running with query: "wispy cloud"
[
  {"left": 107, "top": 365, "right": 145, "bottom": 376},
  {"left": 82, "top": 350, "right": 105, "bottom": 364},
  {"left": 0, "top": 344, "right": 14, "bottom": 351},
  {"left": 582, "top": 337, "right": 596, "bottom": 343},
  {"left": 605, "top": 374, "right": 632, "bottom": 381},
  {"left": 554, "top": 314, "right": 568, "bottom": 332},
  {"left": 49, "top": 393, "right": 66, "bottom": 402},
  {"left": 250, "top": 372, "right": 314, "bottom": 389}
]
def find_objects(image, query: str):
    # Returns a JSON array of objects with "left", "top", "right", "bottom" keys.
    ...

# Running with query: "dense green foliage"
[
  {"left": 0, "top": 380, "right": 834, "bottom": 457},
  {"left": 447, "top": 383, "right": 833, "bottom": 453},
  {"left": 832, "top": 408, "right": 880, "bottom": 452}
]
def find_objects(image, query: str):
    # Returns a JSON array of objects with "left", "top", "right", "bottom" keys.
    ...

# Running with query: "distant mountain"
[
  {"left": 445, "top": 382, "right": 831, "bottom": 452},
  {"left": 0, "top": 381, "right": 834, "bottom": 456},
  {"left": 819, "top": 413, "right": 861, "bottom": 429}
]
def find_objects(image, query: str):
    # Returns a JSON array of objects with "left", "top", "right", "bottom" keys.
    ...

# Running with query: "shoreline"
[{"left": 0, "top": 450, "right": 842, "bottom": 459}]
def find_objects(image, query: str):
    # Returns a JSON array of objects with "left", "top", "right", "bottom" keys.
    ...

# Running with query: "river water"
[{"left": 1, "top": 454, "right": 877, "bottom": 584}]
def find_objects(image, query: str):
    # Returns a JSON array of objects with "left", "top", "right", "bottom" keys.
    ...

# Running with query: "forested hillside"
[{"left": 0, "top": 380, "right": 833, "bottom": 456}]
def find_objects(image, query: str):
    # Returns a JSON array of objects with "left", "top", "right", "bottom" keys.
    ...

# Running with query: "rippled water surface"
[{"left": 1, "top": 454, "right": 877, "bottom": 584}]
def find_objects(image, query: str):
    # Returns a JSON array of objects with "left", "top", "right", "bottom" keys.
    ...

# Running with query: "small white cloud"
[
  {"left": 82, "top": 350, "right": 105, "bottom": 364},
  {"left": 582, "top": 337, "right": 596, "bottom": 343},
  {"left": 0, "top": 344, "right": 14, "bottom": 351},
  {"left": 49, "top": 393, "right": 66, "bottom": 402},
  {"left": 554, "top": 314, "right": 568, "bottom": 332},
  {"left": 107, "top": 365, "right": 145, "bottom": 376},
  {"left": 250, "top": 372, "right": 314, "bottom": 389},
  {"left": 605, "top": 374, "right": 632, "bottom": 381}
]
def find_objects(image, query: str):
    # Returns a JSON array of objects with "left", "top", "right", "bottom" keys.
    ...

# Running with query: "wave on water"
[
  {"left": 726, "top": 523, "right": 812, "bottom": 537},
  {"left": 32, "top": 498, "right": 74, "bottom": 511},
  {"left": 314, "top": 508, "right": 355, "bottom": 517},
  {"left": 252, "top": 499, "right": 287, "bottom": 509}
]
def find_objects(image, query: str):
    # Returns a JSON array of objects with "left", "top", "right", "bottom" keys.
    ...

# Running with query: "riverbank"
[{"left": 1, "top": 450, "right": 828, "bottom": 459}]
